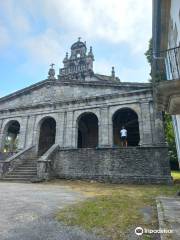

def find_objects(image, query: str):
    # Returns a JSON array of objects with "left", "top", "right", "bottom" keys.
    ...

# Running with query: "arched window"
[
  {"left": 113, "top": 108, "right": 140, "bottom": 147},
  {"left": 38, "top": 117, "right": 56, "bottom": 156},
  {"left": 77, "top": 113, "right": 98, "bottom": 148},
  {"left": 4, "top": 120, "right": 20, "bottom": 152}
]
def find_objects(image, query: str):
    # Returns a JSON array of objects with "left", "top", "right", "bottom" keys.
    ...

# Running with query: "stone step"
[
  {"left": 2, "top": 157, "right": 38, "bottom": 182},
  {"left": 23, "top": 160, "right": 37, "bottom": 163},
  {"left": 5, "top": 174, "right": 36, "bottom": 178},
  {"left": 1, "top": 178, "right": 32, "bottom": 182},
  {"left": 13, "top": 170, "right": 37, "bottom": 174},
  {"left": 21, "top": 164, "right": 37, "bottom": 167},
  {"left": 17, "top": 166, "right": 37, "bottom": 169}
]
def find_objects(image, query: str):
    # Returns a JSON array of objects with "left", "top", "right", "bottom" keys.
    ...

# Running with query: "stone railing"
[
  {"left": 37, "top": 144, "right": 59, "bottom": 180},
  {"left": 0, "top": 146, "right": 35, "bottom": 178},
  {"left": 0, "top": 152, "right": 16, "bottom": 161}
]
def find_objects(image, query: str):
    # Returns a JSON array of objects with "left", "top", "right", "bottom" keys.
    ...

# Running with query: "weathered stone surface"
[
  {"left": 0, "top": 39, "right": 171, "bottom": 183},
  {"left": 52, "top": 147, "right": 172, "bottom": 184}
]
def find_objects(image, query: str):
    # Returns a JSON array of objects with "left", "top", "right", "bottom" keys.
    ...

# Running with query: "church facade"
[{"left": 0, "top": 39, "right": 172, "bottom": 184}]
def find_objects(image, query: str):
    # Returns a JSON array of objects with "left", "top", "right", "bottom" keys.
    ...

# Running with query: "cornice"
[
  {"left": 0, "top": 88, "right": 152, "bottom": 114},
  {"left": 0, "top": 78, "right": 151, "bottom": 103}
]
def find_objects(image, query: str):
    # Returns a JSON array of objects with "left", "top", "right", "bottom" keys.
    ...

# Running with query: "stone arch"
[
  {"left": 112, "top": 108, "right": 140, "bottom": 146},
  {"left": 2, "top": 120, "right": 20, "bottom": 152},
  {"left": 37, "top": 116, "right": 56, "bottom": 156},
  {"left": 77, "top": 112, "right": 99, "bottom": 148}
]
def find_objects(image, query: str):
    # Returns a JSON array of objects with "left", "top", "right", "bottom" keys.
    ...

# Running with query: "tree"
[
  {"left": 145, "top": 38, "right": 153, "bottom": 66},
  {"left": 145, "top": 38, "right": 166, "bottom": 83}
]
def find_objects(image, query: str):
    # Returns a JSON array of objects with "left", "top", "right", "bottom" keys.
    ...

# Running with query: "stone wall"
[{"left": 52, "top": 147, "right": 172, "bottom": 184}]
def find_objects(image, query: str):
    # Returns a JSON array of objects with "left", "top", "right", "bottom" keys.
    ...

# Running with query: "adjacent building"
[{"left": 152, "top": 0, "right": 180, "bottom": 168}]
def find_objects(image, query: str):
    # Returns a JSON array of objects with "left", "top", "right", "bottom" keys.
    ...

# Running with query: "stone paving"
[
  {"left": 0, "top": 182, "right": 105, "bottom": 240},
  {"left": 156, "top": 197, "right": 180, "bottom": 240}
]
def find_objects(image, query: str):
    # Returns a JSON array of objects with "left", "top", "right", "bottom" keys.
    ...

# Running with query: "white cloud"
[
  {"left": 0, "top": 23, "right": 10, "bottom": 50},
  {"left": 120, "top": 64, "right": 151, "bottom": 82},
  {"left": 95, "top": 59, "right": 151, "bottom": 82},
  {"left": 22, "top": 29, "right": 64, "bottom": 65},
  {"left": 94, "top": 59, "right": 117, "bottom": 76},
  {"left": 7, "top": 0, "right": 151, "bottom": 51},
  {"left": 0, "top": 0, "right": 152, "bottom": 82},
  {"left": 0, "top": 0, "right": 31, "bottom": 33},
  {"left": 37, "top": 0, "right": 152, "bottom": 52}
]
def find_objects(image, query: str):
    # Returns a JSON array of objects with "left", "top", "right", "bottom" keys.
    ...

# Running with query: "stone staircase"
[{"left": 2, "top": 157, "right": 37, "bottom": 182}]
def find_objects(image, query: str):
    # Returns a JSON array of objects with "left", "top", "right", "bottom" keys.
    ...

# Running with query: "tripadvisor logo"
[
  {"left": 135, "top": 227, "right": 143, "bottom": 236},
  {"left": 135, "top": 226, "right": 173, "bottom": 236}
]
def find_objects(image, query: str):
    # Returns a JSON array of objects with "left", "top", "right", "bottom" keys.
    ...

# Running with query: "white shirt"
[{"left": 120, "top": 129, "right": 127, "bottom": 137}]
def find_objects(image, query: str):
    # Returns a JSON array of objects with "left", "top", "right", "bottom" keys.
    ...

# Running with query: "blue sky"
[{"left": 0, "top": 0, "right": 152, "bottom": 97}]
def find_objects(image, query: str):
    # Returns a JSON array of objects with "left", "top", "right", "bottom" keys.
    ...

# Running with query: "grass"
[
  {"left": 171, "top": 170, "right": 180, "bottom": 183},
  {"left": 54, "top": 178, "right": 180, "bottom": 240}
]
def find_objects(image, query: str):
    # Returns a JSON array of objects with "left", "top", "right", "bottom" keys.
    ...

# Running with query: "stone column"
[
  {"left": 99, "top": 107, "right": 112, "bottom": 147},
  {"left": 64, "top": 111, "right": 75, "bottom": 148},
  {"left": 140, "top": 102, "right": 153, "bottom": 145},
  {"left": 55, "top": 112, "right": 65, "bottom": 147},
  {"left": 0, "top": 119, "right": 5, "bottom": 151},
  {"left": 25, "top": 115, "right": 36, "bottom": 147},
  {"left": 138, "top": 117, "right": 144, "bottom": 146},
  {"left": 18, "top": 116, "right": 28, "bottom": 150},
  {"left": 154, "top": 110, "right": 166, "bottom": 145}
]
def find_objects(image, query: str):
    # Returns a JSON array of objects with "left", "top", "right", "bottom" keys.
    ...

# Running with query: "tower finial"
[
  {"left": 50, "top": 63, "right": 55, "bottom": 68},
  {"left": 111, "top": 66, "right": 115, "bottom": 78},
  {"left": 78, "top": 37, "right": 81, "bottom": 42}
]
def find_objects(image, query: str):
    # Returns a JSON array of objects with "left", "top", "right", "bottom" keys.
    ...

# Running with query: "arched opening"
[
  {"left": 4, "top": 120, "right": 20, "bottom": 153},
  {"left": 77, "top": 113, "right": 98, "bottom": 148},
  {"left": 38, "top": 117, "right": 56, "bottom": 156},
  {"left": 113, "top": 108, "right": 140, "bottom": 147}
]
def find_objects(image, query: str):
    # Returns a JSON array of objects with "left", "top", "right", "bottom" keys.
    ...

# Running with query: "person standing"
[{"left": 120, "top": 126, "right": 127, "bottom": 147}]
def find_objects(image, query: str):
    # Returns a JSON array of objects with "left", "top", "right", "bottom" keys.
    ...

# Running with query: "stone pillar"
[
  {"left": 154, "top": 110, "right": 166, "bottom": 145},
  {"left": 55, "top": 112, "right": 65, "bottom": 147},
  {"left": 25, "top": 115, "right": 36, "bottom": 147},
  {"left": 64, "top": 111, "right": 75, "bottom": 148},
  {"left": 99, "top": 107, "right": 112, "bottom": 147},
  {"left": 0, "top": 119, "right": 5, "bottom": 151},
  {"left": 138, "top": 118, "right": 144, "bottom": 146},
  {"left": 18, "top": 117, "right": 28, "bottom": 150},
  {"left": 140, "top": 102, "right": 153, "bottom": 145}
]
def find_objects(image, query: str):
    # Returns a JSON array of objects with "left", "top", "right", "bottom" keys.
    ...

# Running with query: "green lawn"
[
  {"left": 171, "top": 170, "right": 180, "bottom": 183},
  {"left": 54, "top": 178, "right": 180, "bottom": 240}
]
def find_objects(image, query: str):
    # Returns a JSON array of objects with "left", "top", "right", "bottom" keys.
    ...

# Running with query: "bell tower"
[{"left": 58, "top": 38, "right": 94, "bottom": 81}]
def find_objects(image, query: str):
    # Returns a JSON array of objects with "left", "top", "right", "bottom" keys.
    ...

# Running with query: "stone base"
[
  {"left": 56, "top": 174, "right": 173, "bottom": 185},
  {"left": 50, "top": 147, "right": 172, "bottom": 185}
]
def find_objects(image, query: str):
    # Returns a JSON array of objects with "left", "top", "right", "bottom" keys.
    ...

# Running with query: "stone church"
[{"left": 0, "top": 39, "right": 172, "bottom": 184}]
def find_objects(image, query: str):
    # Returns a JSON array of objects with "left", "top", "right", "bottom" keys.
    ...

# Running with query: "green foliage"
[
  {"left": 145, "top": 38, "right": 153, "bottom": 81},
  {"left": 145, "top": 38, "right": 153, "bottom": 65},
  {"left": 164, "top": 113, "right": 179, "bottom": 170},
  {"left": 145, "top": 38, "right": 166, "bottom": 83}
]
